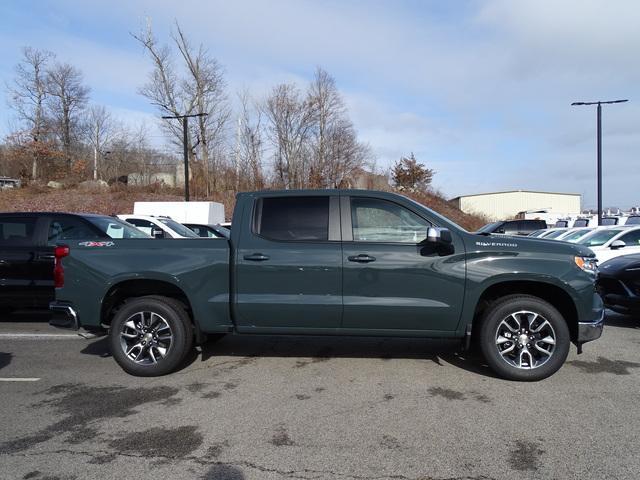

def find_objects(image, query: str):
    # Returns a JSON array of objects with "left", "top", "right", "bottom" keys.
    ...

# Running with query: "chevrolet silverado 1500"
[{"left": 50, "top": 190, "right": 604, "bottom": 381}]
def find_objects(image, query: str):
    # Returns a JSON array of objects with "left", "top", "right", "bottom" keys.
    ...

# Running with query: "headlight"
[{"left": 575, "top": 256, "right": 598, "bottom": 274}]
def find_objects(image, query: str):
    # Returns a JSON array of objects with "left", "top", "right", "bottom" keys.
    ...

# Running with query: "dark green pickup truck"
[{"left": 50, "top": 190, "right": 604, "bottom": 381}]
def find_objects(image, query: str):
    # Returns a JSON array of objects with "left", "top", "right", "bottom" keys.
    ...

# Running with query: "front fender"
[{"left": 458, "top": 248, "right": 595, "bottom": 334}]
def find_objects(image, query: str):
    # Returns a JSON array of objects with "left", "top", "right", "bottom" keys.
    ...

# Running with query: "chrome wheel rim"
[
  {"left": 495, "top": 310, "right": 556, "bottom": 370},
  {"left": 119, "top": 311, "right": 172, "bottom": 365}
]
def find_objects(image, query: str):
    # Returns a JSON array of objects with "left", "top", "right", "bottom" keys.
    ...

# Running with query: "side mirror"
[
  {"left": 610, "top": 240, "right": 626, "bottom": 250},
  {"left": 425, "top": 227, "right": 452, "bottom": 244},
  {"left": 152, "top": 228, "right": 165, "bottom": 239},
  {"left": 426, "top": 227, "right": 440, "bottom": 243}
]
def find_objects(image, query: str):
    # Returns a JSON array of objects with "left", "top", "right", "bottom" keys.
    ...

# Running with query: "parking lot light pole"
[
  {"left": 161, "top": 112, "right": 208, "bottom": 201},
  {"left": 571, "top": 99, "right": 628, "bottom": 225}
]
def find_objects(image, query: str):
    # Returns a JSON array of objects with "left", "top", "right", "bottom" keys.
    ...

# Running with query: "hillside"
[{"left": 0, "top": 185, "right": 486, "bottom": 231}]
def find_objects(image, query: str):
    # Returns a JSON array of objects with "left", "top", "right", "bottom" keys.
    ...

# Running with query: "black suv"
[{"left": 476, "top": 219, "right": 547, "bottom": 236}]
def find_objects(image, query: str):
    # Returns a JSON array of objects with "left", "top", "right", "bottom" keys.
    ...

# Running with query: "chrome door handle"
[
  {"left": 348, "top": 254, "right": 376, "bottom": 263},
  {"left": 243, "top": 253, "right": 270, "bottom": 261}
]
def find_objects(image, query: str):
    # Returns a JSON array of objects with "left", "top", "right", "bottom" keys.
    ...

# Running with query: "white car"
[
  {"left": 117, "top": 214, "right": 199, "bottom": 239},
  {"left": 555, "top": 227, "right": 594, "bottom": 242},
  {"left": 538, "top": 228, "right": 569, "bottom": 239},
  {"left": 577, "top": 226, "right": 640, "bottom": 263}
]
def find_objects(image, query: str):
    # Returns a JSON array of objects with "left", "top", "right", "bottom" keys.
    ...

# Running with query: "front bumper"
[
  {"left": 49, "top": 302, "right": 79, "bottom": 330},
  {"left": 576, "top": 293, "right": 604, "bottom": 344}
]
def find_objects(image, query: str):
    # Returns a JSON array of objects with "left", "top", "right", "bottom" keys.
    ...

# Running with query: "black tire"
[
  {"left": 109, "top": 296, "right": 193, "bottom": 376},
  {"left": 478, "top": 294, "right": 570, "bottom": 381}
]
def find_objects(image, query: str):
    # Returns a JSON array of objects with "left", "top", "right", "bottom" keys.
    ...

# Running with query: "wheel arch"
[
  {"left": 471, "top": 280, "right": 579, "bottom": 341},
  {"left": 101, "top": 279, "right": 196, "bottom": 332}
]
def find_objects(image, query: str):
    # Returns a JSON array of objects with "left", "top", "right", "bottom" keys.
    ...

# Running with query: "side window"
[
  {"left": 626, "top": 216, "right": 640, "bottom": 225},
  {"left": 351, "top": 197, "right": 430, "bottom": 243},
  {"left": 256, "top": 197, "right": 329, "bottom": 241},
  {"left": 48, "top": 217, "right": 99, "bottom": 243},
  {"left": 619, "top": 230, "right": 640, "bottom": 246},
  {"left": 0, "top": 217, "right": 37, "bottom": 244},
  {"left": 125, "top": 219, "right": 155, "bottom": 236}
]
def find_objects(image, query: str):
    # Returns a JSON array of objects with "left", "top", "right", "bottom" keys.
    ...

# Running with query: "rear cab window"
[
  {"left": 48, "top": 216, "right": 103, "bottom": 244},
  {"left": 0, "top": 216, "right": 37, "bottom": 244},
  {"left": 254, "top": 196, "right": 330, "bottom": 241}
]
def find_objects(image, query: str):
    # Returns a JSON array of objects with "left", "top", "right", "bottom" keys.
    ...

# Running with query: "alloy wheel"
[
  {"left": 495, "top": 310, "right": 556, "bottom": 370},
  {"left": 119, "top": 311, "right": 173, "bottom": 365}
]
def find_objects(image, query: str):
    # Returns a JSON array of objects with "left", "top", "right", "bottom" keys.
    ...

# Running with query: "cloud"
[{"left": 1, "top": 0, "right": 638, "bottom": 207}]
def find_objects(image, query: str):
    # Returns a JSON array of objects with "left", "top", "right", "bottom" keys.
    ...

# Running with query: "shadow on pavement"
[
  {"left": 202, "top": 465, "right": 245, "bottom": 480},
  {"left": 80, "top": 337, "right": 111, "bottom": 358},
  {"left": 198, "top": 334, "right": 497, "bottom": 379},
  {"left": 78, "top": 332, "right": 498, "bottom": 379},
  {"left": 604, "top": 313, "right": 640, "bottom": 329},
  {"left": 0, "top": 310, "right": 52, "bottom": 323},
  {"left": 0, "top": 352, "right": 11, "bottom": 371}
]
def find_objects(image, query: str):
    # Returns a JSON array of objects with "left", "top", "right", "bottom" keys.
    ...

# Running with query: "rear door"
[
  {"left": 234, "top": 194, "right": 342, "bottom": 331},
  {"left": 0, "top": 216, "right": 52, "bottom": 310},
  {"left": 341, "top": 195, "right": 465, "bottom": 332}
]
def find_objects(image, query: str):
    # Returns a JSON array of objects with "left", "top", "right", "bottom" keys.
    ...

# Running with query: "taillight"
[{"left": 54, "top": 245, "right": 70, "bottom": 288}]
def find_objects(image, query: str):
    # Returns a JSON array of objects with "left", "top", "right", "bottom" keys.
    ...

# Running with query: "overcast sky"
[{"left": 1, "top": 0, "right": 638, "bottom": 208}]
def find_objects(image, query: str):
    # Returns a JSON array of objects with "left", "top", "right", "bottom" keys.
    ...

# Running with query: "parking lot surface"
[{"left": 0, "top": 313, "right": 639, "bottom": 480}]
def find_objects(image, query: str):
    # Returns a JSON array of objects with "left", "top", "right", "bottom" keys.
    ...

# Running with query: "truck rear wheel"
[
  {"left": 109, "top": 296, "right": 193, "bottom": 376},
  {"left": 478, "top": 295, "right": 570, "bottom": 381}
]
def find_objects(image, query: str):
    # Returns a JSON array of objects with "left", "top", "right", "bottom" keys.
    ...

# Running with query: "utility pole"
[
  {"left": 235, "top": 116, "right": 242, "bottom": 190},
  {"left": 162, "top": 112, "right": 208, "bottom": 201},
  {"left": 571, "top": 99, "right": 628, "bottom": 225},
  {"left": 93, "top": 146, "right": 98, "bottom": 181}
]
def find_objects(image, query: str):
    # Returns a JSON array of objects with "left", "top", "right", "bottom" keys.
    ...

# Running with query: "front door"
[
  {"left": 341, "top": 196, "right": 465, "bottom": 332},
  {"left": 234, "top": 194, "right": 342, "bottom": 331}
]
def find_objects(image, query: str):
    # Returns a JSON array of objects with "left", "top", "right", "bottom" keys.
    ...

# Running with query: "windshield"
[
  {"left": 561, "top": 229, "right": 591, "bottom": 242},
  {"left": 86, "top": 216, "right": 151, "bottom": 239},
  {"left": 476, "top": 222, "right": 502, "bottom": 234},
  {"left": 578, "top": 229, "right": 623, "bottom": 247},
  {"left": 544, "top": 229, "right": 568, "bottom": 239},
  {"left": 157, "top": 218, "right": 199, "bottom": 237}
]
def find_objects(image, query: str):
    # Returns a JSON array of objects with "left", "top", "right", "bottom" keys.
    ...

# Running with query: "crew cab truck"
[{"left": 50, "top": 190, "right": 604, "bottom": 381}]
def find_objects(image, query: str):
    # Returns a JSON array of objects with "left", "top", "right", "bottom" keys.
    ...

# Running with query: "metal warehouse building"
[{"left": 450, "top": 190, "right": 581, "bottom": 220}]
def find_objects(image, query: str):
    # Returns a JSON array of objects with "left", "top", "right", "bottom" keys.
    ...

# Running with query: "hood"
[
  {"left": 471, "top": 233, "right": 595, "bottom": 258},
  {"left": 598, "top": 253, "right": 640, "bottom": 274}
]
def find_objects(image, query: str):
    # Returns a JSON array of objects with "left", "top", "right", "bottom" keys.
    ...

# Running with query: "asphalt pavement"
[{"left": 0, "top": 312, "right": 639, "bottom": 480}]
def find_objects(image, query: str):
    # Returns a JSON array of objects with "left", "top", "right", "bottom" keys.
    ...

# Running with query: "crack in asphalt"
[{"left": 3, "top": 448, "right": 497, "bottom": 480}]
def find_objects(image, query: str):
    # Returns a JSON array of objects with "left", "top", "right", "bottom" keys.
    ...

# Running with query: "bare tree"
[
  {"left": 306, "top": 68, "right": 368, "bottom": 187},
  {"left": 133, "top": 22, "right": 229, "bottom": 195},
  {"left": 45, "top": 62, "right": 90, "bottom": 170},
  {"left": 263, "top": 83, "right": 316, "bottom": 189},
  {"left": 307, "top": 67, "right": 343, "bottom": 186},
  {"left": 84, "top": 105, "right": 116, "bottom": 180},
  {"left": 173, "top": 23, "right": 229, "bottom": 194},
  {"left": 7, "top": 47, "right": 55, "bottom": 179},
  {"left": 236, "top": 91, "right": 264, "bottom": 190}
]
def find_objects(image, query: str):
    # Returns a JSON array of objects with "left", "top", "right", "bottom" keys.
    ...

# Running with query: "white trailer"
[{"left": 133, "top": 201, "right": 225, "bottom": 225}]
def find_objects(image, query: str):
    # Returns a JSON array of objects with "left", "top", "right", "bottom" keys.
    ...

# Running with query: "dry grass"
[
  {"left": 0, "top": 185, "right": 486, "bottom": 230},
  {"left": 402, "top": 189, "right": 489, "bottom": 231}
]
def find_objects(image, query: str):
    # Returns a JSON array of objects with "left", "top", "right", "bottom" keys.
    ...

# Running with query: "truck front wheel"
[
  {"left": 479, "top": 295, "right": 570, "bottom": 381},
  {"left": 109, "top": 296, "right": 193, "bottom": 376}
]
